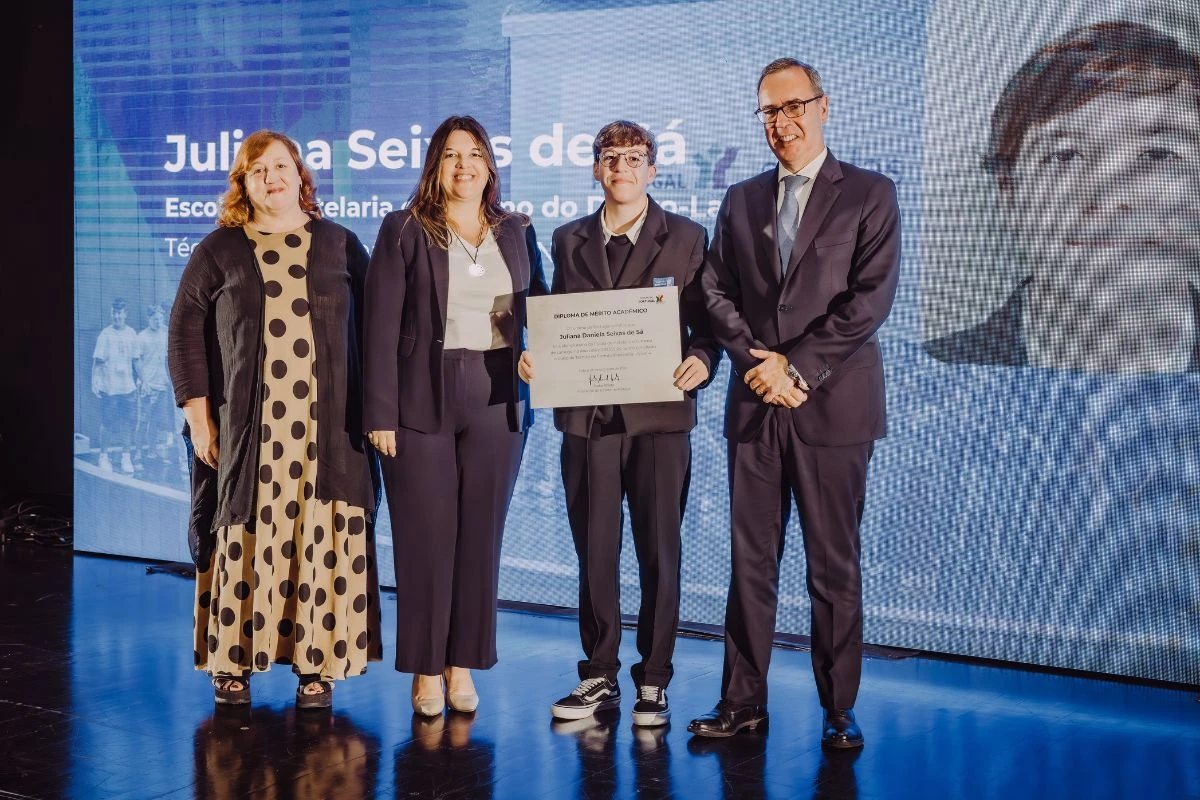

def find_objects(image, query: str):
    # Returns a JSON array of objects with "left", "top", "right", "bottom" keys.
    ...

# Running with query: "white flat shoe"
[
  {"left": 444, "top": 668, "right": 479, "bottom": 713},
  {"left": 412, "top": 675, "right": 445, "bottom": 717},
  {"left": 446, "top": 689, "right": 479, "bottom": 713}
]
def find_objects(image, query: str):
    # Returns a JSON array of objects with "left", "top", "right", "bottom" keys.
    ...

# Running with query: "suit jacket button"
[{"left": 777, "top": 304, "right": 791, "bottom": 312}]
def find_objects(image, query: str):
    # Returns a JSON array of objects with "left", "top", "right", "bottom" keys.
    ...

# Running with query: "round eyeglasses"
[{"left": 598, "top": 151, "right": 650, "bottom": 169}]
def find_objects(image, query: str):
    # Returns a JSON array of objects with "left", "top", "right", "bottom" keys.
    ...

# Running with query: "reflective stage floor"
[{"left": 0, "top": 545, "right": 1197, "bottom": 799}]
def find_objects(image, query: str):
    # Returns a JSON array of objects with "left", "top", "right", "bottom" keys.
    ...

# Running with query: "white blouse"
[{"left": 443, "top": 230, "right": 515, "bottom": 351}]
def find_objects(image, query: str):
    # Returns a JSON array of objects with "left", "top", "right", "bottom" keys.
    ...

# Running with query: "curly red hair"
[{"left": 218, "top": 130, "right": 321, "bottom": 227}]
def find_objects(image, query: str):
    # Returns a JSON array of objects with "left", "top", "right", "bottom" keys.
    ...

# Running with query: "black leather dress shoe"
[
  {"left": 821, "top": 707, "right": 864, "bottom": 749},
  {"left": 687, "top": 700, "right": 768, "bottom": 738}
]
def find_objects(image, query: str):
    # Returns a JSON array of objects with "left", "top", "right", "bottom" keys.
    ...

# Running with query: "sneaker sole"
[
  {"left": 550, "top": 695, "right": 620, "bottom": 720},
  {"left": 631, "top": 709, "right": 670, "bottom": 727}
]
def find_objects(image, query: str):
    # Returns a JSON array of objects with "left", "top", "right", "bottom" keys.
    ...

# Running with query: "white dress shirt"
[
  {"left": 776, "top": 147, "right": 829, "bottom": 225},
  {"left": 600, "top": 200, "right": 650, "bottom": 244}
]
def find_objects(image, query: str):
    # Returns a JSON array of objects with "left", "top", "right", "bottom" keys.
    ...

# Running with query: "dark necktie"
[
  {"left": 592, "top": 233, "right": 634, "bottom": 431},
  {"left": 605, "top": 233, "right": 633, "bottom": 285},
  {"left": 777, "top": 174, "right": 809, "bottom": 276}
]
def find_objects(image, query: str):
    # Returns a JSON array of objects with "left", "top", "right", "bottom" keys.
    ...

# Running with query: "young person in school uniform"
[{"left": 519, "top": 120, "right": 719, "bottom": 727}]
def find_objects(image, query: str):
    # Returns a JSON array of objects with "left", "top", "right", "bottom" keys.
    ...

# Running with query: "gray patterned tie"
[{"left": 777, "top": 174, "right": 809, "bottom": 277}]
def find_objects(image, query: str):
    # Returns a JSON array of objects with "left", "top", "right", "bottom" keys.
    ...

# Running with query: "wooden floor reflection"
[{"left": 0, "top": 546, "right": 1197, "bottom": 799}]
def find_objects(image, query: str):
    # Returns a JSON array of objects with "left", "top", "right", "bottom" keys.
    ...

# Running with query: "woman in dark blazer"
[{"left": 364, "top": 115, "right": 548, "bottom": 716}]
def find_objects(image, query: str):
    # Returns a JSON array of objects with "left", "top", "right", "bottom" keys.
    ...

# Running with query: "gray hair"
[{"left": 758, "top": 58, "right": 824, "bottom": 94}]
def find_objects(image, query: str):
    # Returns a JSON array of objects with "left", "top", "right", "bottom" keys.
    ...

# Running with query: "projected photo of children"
[
  {"left": 91, "top": 297, "right": 139, "bottom": 473},
  {"left": 924, "top": 20, "right": 1200, "bottom": 374},
  {"left": 134, "top": 302, "right": 180, "bottom": 484}
]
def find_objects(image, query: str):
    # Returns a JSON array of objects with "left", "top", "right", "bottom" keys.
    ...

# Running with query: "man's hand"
[
  {"left": 517, "top": 351, "right": 535, "bottom": 383},
  {"left": 367, "top": 430, "right": 397, "bottom": 458},
  {"left": 766, "top": 385, "right": 807, "bottom": 408},
  {"left": 745, "top": 348, "right": 796, "bottom": 404},
  {"left": 673, "top": 355, "right": 709, "bottom": 391}
]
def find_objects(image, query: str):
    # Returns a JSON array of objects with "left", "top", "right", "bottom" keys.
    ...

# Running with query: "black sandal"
[
  {"left": 296, "top": 674, "right": 333, "bottom": 709},
  {"left": 212, "top": 674, "right": 250, "bottom": 705}
]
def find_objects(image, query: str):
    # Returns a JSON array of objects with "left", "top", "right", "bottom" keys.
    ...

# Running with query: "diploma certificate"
[{"left": 526, "top": 287, "right": 683, "bottom": 409}]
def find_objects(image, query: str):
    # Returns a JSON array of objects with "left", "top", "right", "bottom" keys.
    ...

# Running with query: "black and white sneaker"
[
  {"left": 550, "top": 677, "right": 621, "bottom": 720},
  {"left": 631, "top": 685, "right": 670, "bottom": 727}
]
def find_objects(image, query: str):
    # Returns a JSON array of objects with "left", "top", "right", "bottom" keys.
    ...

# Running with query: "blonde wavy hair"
[{"left": 218, "top": 130, "right": 321, "bottom": 227}]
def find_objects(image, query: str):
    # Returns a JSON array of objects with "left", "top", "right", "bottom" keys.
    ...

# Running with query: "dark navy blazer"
[
  {"left": 363, "top": 210, "right": 549, "bottom": 435},
  {"left": 702, "top": 155, "right": 902, "bottom": 445}
]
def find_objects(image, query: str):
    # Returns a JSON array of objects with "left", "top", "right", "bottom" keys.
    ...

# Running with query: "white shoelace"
[
  {"left": 572, "top": 677, "right": 609, "bottom": 696},
  {"left": 638, "top": 685, "right": 662, "bottom": 701}
]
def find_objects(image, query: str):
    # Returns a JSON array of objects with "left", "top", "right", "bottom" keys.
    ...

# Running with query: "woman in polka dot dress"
[
  {"left": 169, "top": 130, "right": 382, "bottom": 708},
  {"left": 364, "top": 116, "right": 548, "bottom": 715}
]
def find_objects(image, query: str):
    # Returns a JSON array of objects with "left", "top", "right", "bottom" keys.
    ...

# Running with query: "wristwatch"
[{"left": 785, "top": 363, "right": 810, "bottom": 392}]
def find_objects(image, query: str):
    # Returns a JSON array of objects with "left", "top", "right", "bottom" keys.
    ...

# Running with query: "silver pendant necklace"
[{"left": 456, "top": 233, "right": 486, "bottom": 277}]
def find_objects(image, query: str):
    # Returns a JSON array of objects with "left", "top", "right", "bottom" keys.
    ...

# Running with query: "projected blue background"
[{"left": 73, "top": 0, "right": 1200, "bottom": 685}]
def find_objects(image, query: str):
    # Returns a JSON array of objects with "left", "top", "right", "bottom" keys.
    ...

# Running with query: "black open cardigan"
[{"left": 168, "top": 218, "right": 378, "bottom": 565}]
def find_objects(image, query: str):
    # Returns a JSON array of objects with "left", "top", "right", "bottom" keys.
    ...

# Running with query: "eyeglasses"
[
  {"left": 598, "top": 150, "right": 650, "bottom": 169},
  {"left": 754, "top": 94, "right": 825, "bottom": 124}
]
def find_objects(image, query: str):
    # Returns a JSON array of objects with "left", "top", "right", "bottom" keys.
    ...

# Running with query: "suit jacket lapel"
[
  {"left": 575, "top": 211, "right": 612, "bottom": 290},
  {"left": 495, "top": 216, "right": 528, "bottom": 294},
  {"left": 747, "top": 170, "right": 781, "bottom": 288},
  {"left": 432, "top": 243, "right": 450, "bottom": 331},
  {"left": 616, "top": 199, "right": 666, "bottom": 288}
]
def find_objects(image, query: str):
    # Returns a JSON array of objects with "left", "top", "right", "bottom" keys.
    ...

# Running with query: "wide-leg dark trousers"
[
  {"left": 561, "top": 430, "right": 690, "bottom": 689},
  {"left": 380, "top": 348, "right": 525, "bottom": 675},
  {"left": 721, "top": 411, "right": 872, "bottom": 710}
]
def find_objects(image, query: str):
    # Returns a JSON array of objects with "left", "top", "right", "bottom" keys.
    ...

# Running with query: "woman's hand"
[
  {"left": 367, "top": 430, "right": 397, "bottom": 458},
  {"left": 517, "top": 351, "right": 535, "bottom": 383},
  {"left": 182, "top": 397, "right": 219, "bottom": 469}
]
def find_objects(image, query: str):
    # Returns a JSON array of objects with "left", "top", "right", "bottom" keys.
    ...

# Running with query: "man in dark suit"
[
  {"left": 688, "top": 59, "right": 901, "bottom": 749},
  {"left": 519, "top": 120, "right": 719, "bottom": 727}
]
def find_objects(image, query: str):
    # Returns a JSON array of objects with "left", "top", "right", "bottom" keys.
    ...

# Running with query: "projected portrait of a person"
[{"left": 925, "top": 21, "right": 1200, "bottom": 374}]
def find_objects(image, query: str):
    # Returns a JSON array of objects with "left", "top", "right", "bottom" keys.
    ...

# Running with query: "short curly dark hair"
[{"left": 592, "top": 120, "right": 657, "bottom": 166}]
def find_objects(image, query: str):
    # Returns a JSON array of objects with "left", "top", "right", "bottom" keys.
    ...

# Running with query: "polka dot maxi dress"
[{"left": 194, "top": 222, "right": 381, "bottom": 680}]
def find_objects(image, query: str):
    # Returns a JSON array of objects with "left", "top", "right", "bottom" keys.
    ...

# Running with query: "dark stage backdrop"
[
  {"left": 72, "top": 0, "right": 1200, "bottom": 685},
  {"left": 3, "top": 5, "right": 72, "bottom": 508}
]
